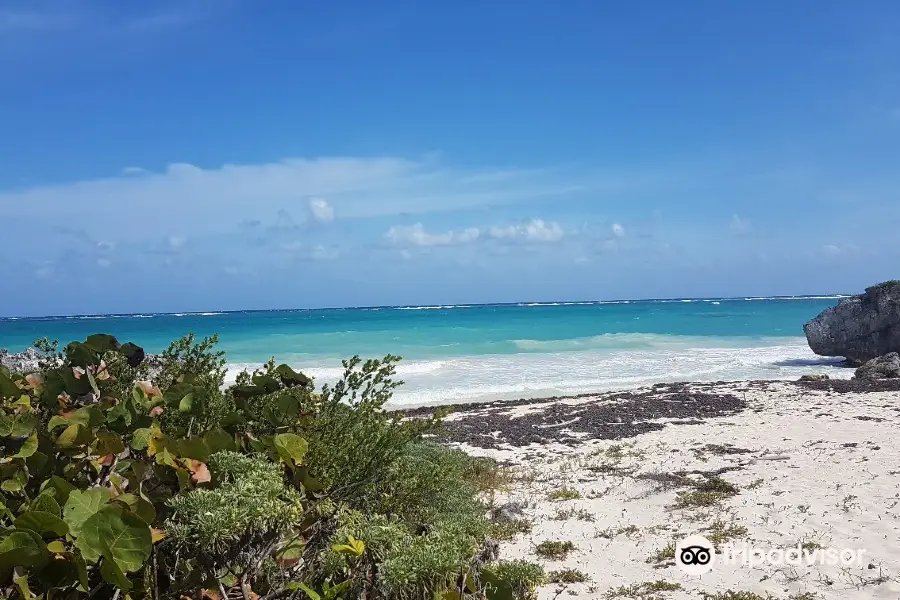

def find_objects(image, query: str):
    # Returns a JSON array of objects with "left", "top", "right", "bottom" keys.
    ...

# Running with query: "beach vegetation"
[
  {"left": 490, "top": 559, "right": 547, "bottom": 599},
  {"left": 706, "top": 518, "right": 749, "bottom": 549},
  {"left": 547, "top": 486, "right": 582, "bottom": 501},
  {"left": 596, "top": 524, "right": 640, "bottom": 539},
  {"left": 673, "top": 476, "right": 740, "bottom": 509},
  {"left": 646, "top": 541, "right": 676, "bottom": 564},
  {"left": 550, "top": 506, "right": 595, "bottom": 521},
  {"left": 534, "top": 539, "right": 576, "bottom": 560},
  {"left": 604, "top": 580, "right": 682, "bottom": 598},
  {"left": 490, "top": 517, "right": 534, "bottom": 540},
  {"left": 0, "top": 332, "right": 528, "bottom": 600},
  {"left": 547, "top": 568, "right": 589, "bottom": 583}
]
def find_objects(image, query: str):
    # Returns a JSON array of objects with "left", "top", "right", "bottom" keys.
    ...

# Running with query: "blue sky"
[{"left": 2, "top": 0, "right": 900, "bottom": 316}]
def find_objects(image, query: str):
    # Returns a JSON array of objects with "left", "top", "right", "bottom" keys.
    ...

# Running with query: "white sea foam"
[{"left": 223, "top": 337, "right": 849, "bottom": 407}]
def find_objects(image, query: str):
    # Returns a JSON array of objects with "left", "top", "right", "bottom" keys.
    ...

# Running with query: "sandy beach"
[{"left": 414, "top": 378, "right": 900, "bottom": 599}]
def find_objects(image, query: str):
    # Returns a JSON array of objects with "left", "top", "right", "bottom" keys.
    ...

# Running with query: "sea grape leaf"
[
  {"left": 274, "top": 433, "right": 308, "bottom": 466},
  {"left": 83, "top": 334, "right": 121, "bottom": 353},
  {"left": 63, "top": 487, "right": 112, "bottom": 539},
  {"left": 14, "top": 511, "right": 70, "bottom": 538},
  {"left": 0, "top": 370, "right": 20, "bottom": 398},
  {"left": 0, "top": 531, "right": 48, "bottom": 575},
  {"left": 76, "top": 505, "right": 151, "bottom": 572},
  {"left": 31, "top": 493, "right": 61, "bottom": 516},
  {"left": 275, "top": 364, "right": 310, "bottom": 387},
  {"left": 120, "top": 342, "right": 145, "bottom": 367},
  {"left": 100, "top": 554, "right": 133, "bottom": 590},
  {"left": 131, "top": 427, "right": 152, "bottom": 450},
  {"left": 42, "top": 476, "right": 76, "bottom": 505},
  {"left": 12, "top": 433, "right": 38, "bottom": 458},
  {"left": 112, "top": 494, "right": 156, "bottom": 524},
  {"left": 481, "top": 567, "right": 515, "bottom": 600}
]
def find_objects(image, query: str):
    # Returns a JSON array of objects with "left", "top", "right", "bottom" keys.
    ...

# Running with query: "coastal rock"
[
  {"left": 803, "top": 282, "right": 900, "bottom": 363},
  {"left": 798, "top": 374, "right": 830, "bottom": 382},
  {"left": 0, "top": 348, "right": 43, "bottom": 373},
  {"left": 854, "top": 352, "right": 900, "bottom": 380}
]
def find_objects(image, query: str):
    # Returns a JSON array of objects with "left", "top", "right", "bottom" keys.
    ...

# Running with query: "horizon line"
[{"left": 0, "top": 293, "right": 853, "bottom": 321}]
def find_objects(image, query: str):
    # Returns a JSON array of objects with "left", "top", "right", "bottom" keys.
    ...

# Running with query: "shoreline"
[{"left": 431, "top": 377, "right": 900, "bottom": 599}]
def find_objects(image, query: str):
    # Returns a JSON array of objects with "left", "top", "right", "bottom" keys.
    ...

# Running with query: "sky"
[{"left": 2, "top": 0, "right": 900, "bottom": 316}]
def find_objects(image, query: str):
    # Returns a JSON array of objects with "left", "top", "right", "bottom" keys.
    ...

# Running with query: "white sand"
[{"left": 461, "top": 381, "right": 900, "bottom": 599}]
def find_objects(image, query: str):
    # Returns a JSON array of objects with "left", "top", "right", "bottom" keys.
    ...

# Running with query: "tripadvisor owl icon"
[{"left": 676, "top": 535, "right": 715, "bottom": 576}]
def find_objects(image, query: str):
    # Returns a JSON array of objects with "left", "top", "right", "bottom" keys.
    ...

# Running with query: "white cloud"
[
  {"left": 168, "top": 235, "right": 186, "bottom": 248},
  {"left": 489, "top": 219, "right": 564, "bottom": 243},
  {"left": 386, "top": 223, "right": 481, "bottom": 247},
  {"left": 0, "top": 156, "right": 597, "bottom": 243},
  {"left": 729, "top": 214, "right": 750, "bottom": 235},
  {"left": 96, "top": 258, "right": 111, "bottom": 268},
  {"left": 611, "top": 223, "right": 625, "bottom": 237},
  {"left": 308, "top": 197, "right": 334, "bottom": 223}
]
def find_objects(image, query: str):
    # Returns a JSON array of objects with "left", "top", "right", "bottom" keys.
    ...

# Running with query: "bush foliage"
[{"left": 0, "top": 333, "right": 535, "bottom": 599}]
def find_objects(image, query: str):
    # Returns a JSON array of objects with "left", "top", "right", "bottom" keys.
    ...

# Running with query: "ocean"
[{"left": 0, "top": 297, "right": 851, "bottom": 406}]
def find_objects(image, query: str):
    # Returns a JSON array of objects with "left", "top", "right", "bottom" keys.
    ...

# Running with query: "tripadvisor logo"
[{"left": 676, "top": 535, "right": 866, "bottom": 576}]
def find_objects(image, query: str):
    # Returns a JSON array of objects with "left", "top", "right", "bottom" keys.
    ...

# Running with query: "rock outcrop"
[
  {"left": 0, "top": 348, "right": 43, "bottom": 373},
  {"left": 804, "top": 282, "right": 900, "bottom": 364},
  {"left": 854, "top": 352, "right": 900, "bottom": 380}
]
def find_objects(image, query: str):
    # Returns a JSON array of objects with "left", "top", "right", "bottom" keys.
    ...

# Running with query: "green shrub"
[
  {"left": 534, "top": 540, "right": 576, "bottom": 560},
  {"left": 547, "top": 487, "right": 582, "bottom": 501},
  {"left": 547, "top": 567, "right": 589, "bottom": 583},
  {"left": 0, "top": 333, "right": 514, "bottom": 600},
  {"left": 491, "top": 560, "right": 547, "bottom": 599},
  {"left": 165, "top": 451, "right": 304, "bottom": 559}
]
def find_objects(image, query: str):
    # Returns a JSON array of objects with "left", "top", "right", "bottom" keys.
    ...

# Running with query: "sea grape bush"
[{"left": 0, "top": 333, "right": 535, "bottom": 600}]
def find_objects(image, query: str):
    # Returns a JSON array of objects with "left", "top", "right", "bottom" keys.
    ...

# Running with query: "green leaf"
[
  {"left": 65, "top": 341, "right": 97, "bottom": 368},
  {"left": 76, "top": 505, "right": 152, "bottom": 573},
  {"left": 8, "top": 413, "right": 39, "bottom": 439},
  {"left": 14, "top": 566, "right": 35, "bottom": 599},
  {"left": 1, "top": 475, "right": 24, "bottom": 494},
  {"left": 174, "top": 436, "right": 211, "bottom": 461},
  {"left": 63, "top": 487, "right": 112, "bottom": 539},
  {"left": 113, "top": 493, "right": 156, "bottom": 524},
  {"left": 0, "top": 531, "right": 48, "bottom": 575},
  {"left": 56, "top": 423, "right": 92, "bottom": 448},
  {"left": 178, "top": 392, "right": 194, "bottom": 413},
  {"left": 12, "top": 433, "right": 38, "bottom": 458},
  {"left": 100, "top": 555, "right": 133, "bottom": 590},
  {"left": 231, "top": 384, "right": 267, "bottom": 401},
  {"left": 274, "top": 433, "right": 308, "bottom": 466},
  {"left": 331, "top": 534, "right": 364, "bottom": 557},
  {"left": 41, "top": 476, "right": 76, "bottom": 506},
  {"left": 14, "top": 511, "right": 70, "bottom": 538},
  {"left": 31, "top": 493, "right": 61, "bottom": 516},
  {"left": 93, "top": 428, "right": 126, "bottom": 456},
  {"left": 48, "top": 405, "right": 104, "bottom": 431},
  {"left": 73, "top": 549, "right": 90, "bottom": 591},
  {"left": 120, "top": 342, "right": 145, "bottom": 367},
  {"left": 204, "top": 428, "right": 235, "bottom": 453},
  {"left": 481, "top": 567, "right": 514, "bottom": 600},
  {"left": 0, "top": 370, "right": 21, "bottom": 398},
  {"left": 296, "top": 583, "right": 321, "bottom": 600},
  {"left": 275, "top": 364, "right": 310, "bottom": 387},
  {"left": 83, "top": 334, "right": 121, "bottom": 353},
  {"left": 131, "top": 427, "right": 152, "bottom": 450}
]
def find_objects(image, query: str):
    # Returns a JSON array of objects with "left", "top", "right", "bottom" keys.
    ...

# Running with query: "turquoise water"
[{"left": 0, "top": 297, "right": 850, "bottom": 405}]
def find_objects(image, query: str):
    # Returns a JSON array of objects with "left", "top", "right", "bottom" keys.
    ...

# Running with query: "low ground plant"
[{"left": 0, "top": 333, "right": 522, "bottom": 599}]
